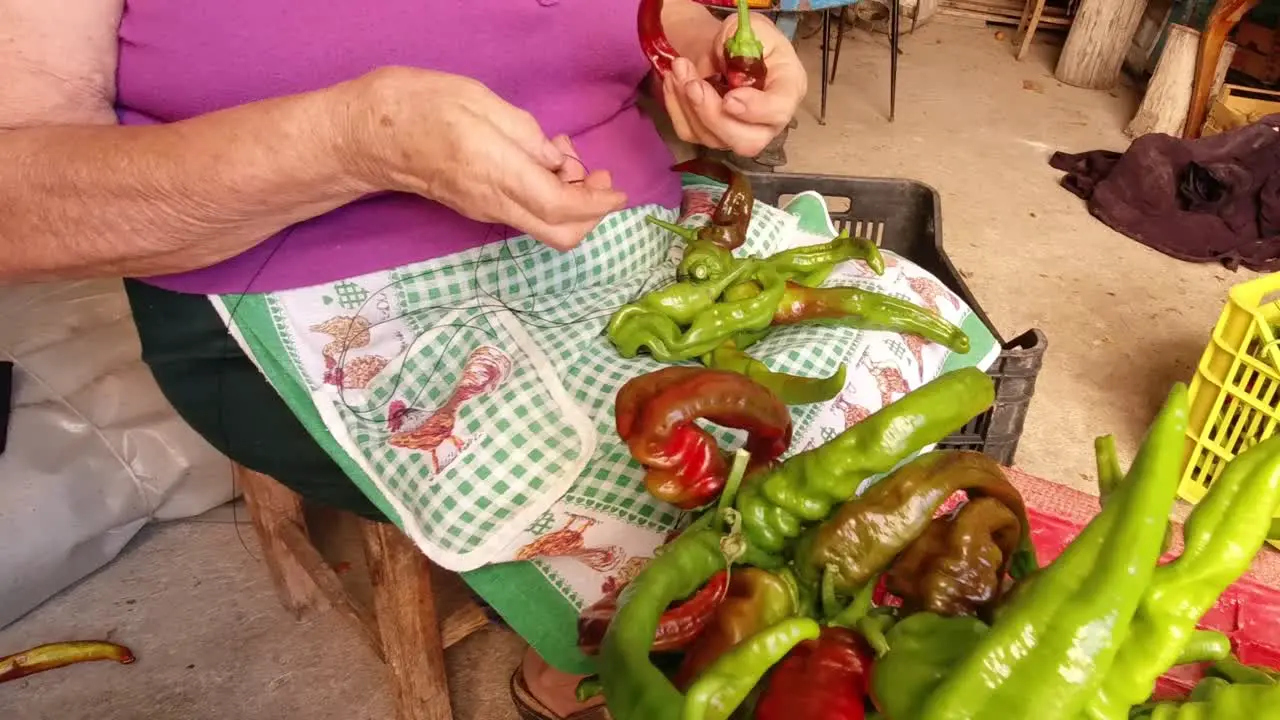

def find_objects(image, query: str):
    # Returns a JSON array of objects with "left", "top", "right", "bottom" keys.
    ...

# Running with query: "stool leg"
[
  {"left": 236, "top": 465, "right": 325, "bottom": 618},
  {"left": 363, "top": 520, "right": 454, "bottom": 720},
  {"left": 1016, "top": 0, "right": 1046, "bottom": 61}
]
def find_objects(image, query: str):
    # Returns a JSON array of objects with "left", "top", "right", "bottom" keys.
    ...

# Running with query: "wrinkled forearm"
[{"left": 0, "top": 81, "right": 376, "bottom": 283}]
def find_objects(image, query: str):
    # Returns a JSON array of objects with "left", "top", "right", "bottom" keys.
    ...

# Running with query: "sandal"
[{"left": 510, "top": 666, "right": 612, "bottom": 720}]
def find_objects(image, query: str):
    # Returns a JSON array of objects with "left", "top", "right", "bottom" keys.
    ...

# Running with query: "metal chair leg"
[
  {"left": 830, "top": 8, "right": 847, "bottom": 83},
  {"left": 819, "top": 9, "right": 831, "bottom": 125},
  {"left": 889, "top": 0, "right": 900, "bottom": 121}
]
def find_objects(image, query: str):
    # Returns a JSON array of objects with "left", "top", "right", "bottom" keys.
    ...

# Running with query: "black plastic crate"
[{"left": 748, "top": 171, "right": 1047, "bottom": 466}]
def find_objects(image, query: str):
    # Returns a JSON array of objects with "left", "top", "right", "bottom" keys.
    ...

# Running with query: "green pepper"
[
  {"left": 597, "top": 528, "right": 727, "bottom": 720},
  {"left": 793, "top": 451, "right": 1033, "bottom": 596},
  {"left": 921, "top": 384, "right": 1188, "bottom": 720},
  {"left": 677, "top": 240, "right": 737, "bottom": 284},
  {"left": 773, "top": 282, "right": 970, "bottom": 354},
  {"left": 734, "top": 366, "right": 997, "bottom": 555},
  {"left": 681, "top": 617, "right": 820, "bottom": 720},
  {"left": 1085, "top": 430, "right": 1280, "bottom": 718},
  {"left": 1189, "top": 677, "right": 1231, "bottom": 704},
  {"left": 634, "top": 260, "right": 757, "bottom": 326},
  {"left": 1173, "top": 631, "right": 1233, "bottom": 666},
  {"left": 1133, "top": 682, "right": 1280, "bottom": 720},
  {"left": 1207, "top": 657, "right": 1278, "bottom": 686},
  {"left": 674, "top": 567, "right": 799, "bottom": 688},
  {"left": 607, "top": 279, "right": 786, "bottom": 363},
  {"left": 758, "top": 229, "right": 886, "bottom": 286},
  {"left": 869, "top": 612, "right": 989, "bottom": 720},
  {"left": 702, "top": 340, "right": 847, "bottom": 406}
]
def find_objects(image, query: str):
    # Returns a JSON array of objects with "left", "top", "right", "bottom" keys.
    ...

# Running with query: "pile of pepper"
[
  {"left": 608, "top": 159, "right": 970, "bottom": 407},
  {"left": 582, "top": 363, "right": 1280, "bottom": 720}
]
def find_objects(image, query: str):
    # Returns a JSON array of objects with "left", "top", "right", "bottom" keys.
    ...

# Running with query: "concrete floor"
[{"left": 0, "top": 20, "right": 1257, "bottom": 720}]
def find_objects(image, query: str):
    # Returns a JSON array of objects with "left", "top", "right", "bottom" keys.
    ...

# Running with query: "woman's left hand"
[{"left": 663, "top": 12, "right": 807, "bottom": 158}]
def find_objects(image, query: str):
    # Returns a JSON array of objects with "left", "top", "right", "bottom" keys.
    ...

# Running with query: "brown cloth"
[{"left": 1049, "top": 114, "right": 1280, "bottom": 272}]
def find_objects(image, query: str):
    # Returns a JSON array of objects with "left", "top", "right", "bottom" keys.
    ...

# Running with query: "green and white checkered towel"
[{"left": 212, "top": 176, "right": 999, "bottom": 671}]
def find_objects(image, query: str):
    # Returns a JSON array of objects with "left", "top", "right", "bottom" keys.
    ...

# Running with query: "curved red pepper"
[
  {"left": 755, "top": 626, "right": 873, "bottom": 720},
  {"left": 577, "top": 570, "right": 730, "bottom": 655},
  {"left": 638, "top": 0, "right": 768, "bottom": 96},
  {"left": 616, "top": 367, "right": 792, "bottom": 509}
]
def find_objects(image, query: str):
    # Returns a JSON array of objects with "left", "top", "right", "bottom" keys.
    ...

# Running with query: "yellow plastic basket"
[{"left": 1181, "top": 272, "right": 1280, "bottom": 548}]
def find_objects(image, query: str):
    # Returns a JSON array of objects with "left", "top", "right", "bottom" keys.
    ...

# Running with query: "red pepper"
[
  {"left": 755, "top": 626, "right": 873, "bottom": 720},
  {"left": 722, "top": 0, "right": 768, "bottom": 91},
  {"left": 637, "top": 0, "right": 768, "bottom": 96},
  {"left": 577, "top": 570, "right": 730, "bottom": 655},
  {"left": 615, "top": 367, "right": 792, "bottom": 509},
  {"left": 669, "top": 159, "right": 754, "bottom": 251}
]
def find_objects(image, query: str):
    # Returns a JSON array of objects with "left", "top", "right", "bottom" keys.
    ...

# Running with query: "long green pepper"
[
  {"left": 918, "top": 384, "right": 1188, "bottom": 720},
  {"left": 1084, "top": 432, "right": 1280, "bottom": 719},
  {"left": 596, "top": 528, "right": 726, "bottom": 720},
  {"left": 734, "top": 366, "right": 996, "bottom": 555},
  {"left": 681, "top": 617, "right": 820, "bottom": 720}
]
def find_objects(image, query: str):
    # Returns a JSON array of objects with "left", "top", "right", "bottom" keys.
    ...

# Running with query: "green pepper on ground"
[
  {"left": 734, "top": 366, "right": 997, "bottom": 557},
  {"left": 793, "top": 450, "right": 1034, "bottom": 597},
  {"left": 702, "top": 340, "right": 847, "bottom": 406},
  {"left": 920, "top": 384, "right": 1188, "bottom": 720},
  {"left": 885, "top": 495, "right": 1023, "bottom": 619}
]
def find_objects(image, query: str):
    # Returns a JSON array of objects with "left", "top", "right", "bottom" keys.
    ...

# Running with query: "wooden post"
[
  {"left": 1127, "top": 25, "right": 1237, "bottom": 138},
  {"left": 1054, "top": 0, "right": 1151, "bottom": 89}
]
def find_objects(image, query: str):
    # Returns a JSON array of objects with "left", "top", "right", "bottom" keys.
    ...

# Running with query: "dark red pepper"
[
  {"left": 722, "top": 0, "right": 767, "bottom": 91},
  {"left": 577, "top": 570, "right": 730, "bottom": 655},
  {"left": 755, "top": 626, "right": 873, "bottom": 720},
  {"left": 649, "top": 159, "right": 754, "bottom": 250},
  {"left": 615, "top": 367, "right": 792, "bottom": 509},
  {"left": 637, "top": 0, "right": 768, "bottom": 96}
]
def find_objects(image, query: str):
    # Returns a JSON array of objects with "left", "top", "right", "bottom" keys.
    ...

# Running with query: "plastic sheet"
[{"left": 0, "top": 280, "right": 233, "bottom": 629}]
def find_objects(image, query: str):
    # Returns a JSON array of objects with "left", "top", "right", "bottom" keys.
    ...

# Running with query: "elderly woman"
[{"left": 1, "top": 0, "right": 807, "bottom": 715}]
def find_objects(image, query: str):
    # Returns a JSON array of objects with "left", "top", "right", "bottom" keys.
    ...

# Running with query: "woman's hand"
[
  {"left": 346, "top": 67, "right": 627, "bottom": 251},
  {"left": 663, "top": 13, "right": 807, "bottom": 158}
]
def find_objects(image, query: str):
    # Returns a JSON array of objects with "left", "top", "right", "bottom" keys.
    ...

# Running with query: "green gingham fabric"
[{"left": 211, "top": 177, "right": 1000, "bottom": 672}]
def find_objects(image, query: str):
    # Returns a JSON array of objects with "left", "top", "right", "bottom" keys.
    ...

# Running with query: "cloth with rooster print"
[{"left": 209, "top": 175, "right": 1000, "bottom": 672}]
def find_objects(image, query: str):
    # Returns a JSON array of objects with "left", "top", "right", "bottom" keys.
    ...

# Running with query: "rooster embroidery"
[
  {"left": 907, "top": 276, "right": 960, "bottom": 314},
  {"left": 310, "top": 315, "right": 391, "bottom": 390},
  {"left": 516, "top": 513, "right": 625, "bottom": 573},
  {"left": 385, "top": 345, "right": 512, "bottom": 473},
  {"left": 834, "top": 393, "right": 872, "bottom": 428},
  {"left": 869, "top": 364, "right": 910, "bottom": 406}
]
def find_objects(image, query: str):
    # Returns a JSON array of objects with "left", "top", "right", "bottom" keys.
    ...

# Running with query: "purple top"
[{"left": 116, "top": 0, "right": 683, "bottom": 294}]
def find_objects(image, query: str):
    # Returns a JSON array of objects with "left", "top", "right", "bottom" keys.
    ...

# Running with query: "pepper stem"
[
  {"left": 716, "top": 449, "right": 751, "bottom": 527},
  {"left": 646, "top": 215, "right": 701, "bottom": 243},
  {"left": 725, "top": 0, "right": 764, "bottom": 60}
]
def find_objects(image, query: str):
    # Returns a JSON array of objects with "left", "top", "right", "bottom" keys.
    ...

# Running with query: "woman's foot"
[{"left": 511, "top": 647, "right": 606, "bottom": 719}]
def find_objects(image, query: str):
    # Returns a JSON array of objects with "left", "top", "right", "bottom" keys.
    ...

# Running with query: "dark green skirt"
[{"left": 123, "top": 279, "right": 387, "bottom": 521}]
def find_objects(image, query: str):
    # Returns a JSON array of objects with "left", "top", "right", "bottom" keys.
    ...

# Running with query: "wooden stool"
[
  {"left": 1014, "top": 0, "right": 1048, "bottom": 61},
  {"left": 235, "top": 464, "right": 491, "bottom": 720}
]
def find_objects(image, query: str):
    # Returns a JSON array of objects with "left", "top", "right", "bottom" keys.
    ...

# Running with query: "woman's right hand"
[{"left": 343, "top": 67, "right": 628, "bottom": 251}]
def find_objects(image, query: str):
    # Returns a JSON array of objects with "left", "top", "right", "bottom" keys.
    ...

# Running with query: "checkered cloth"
[{"left": 212, "top": 176, "right": 999, "bottom": 671}]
